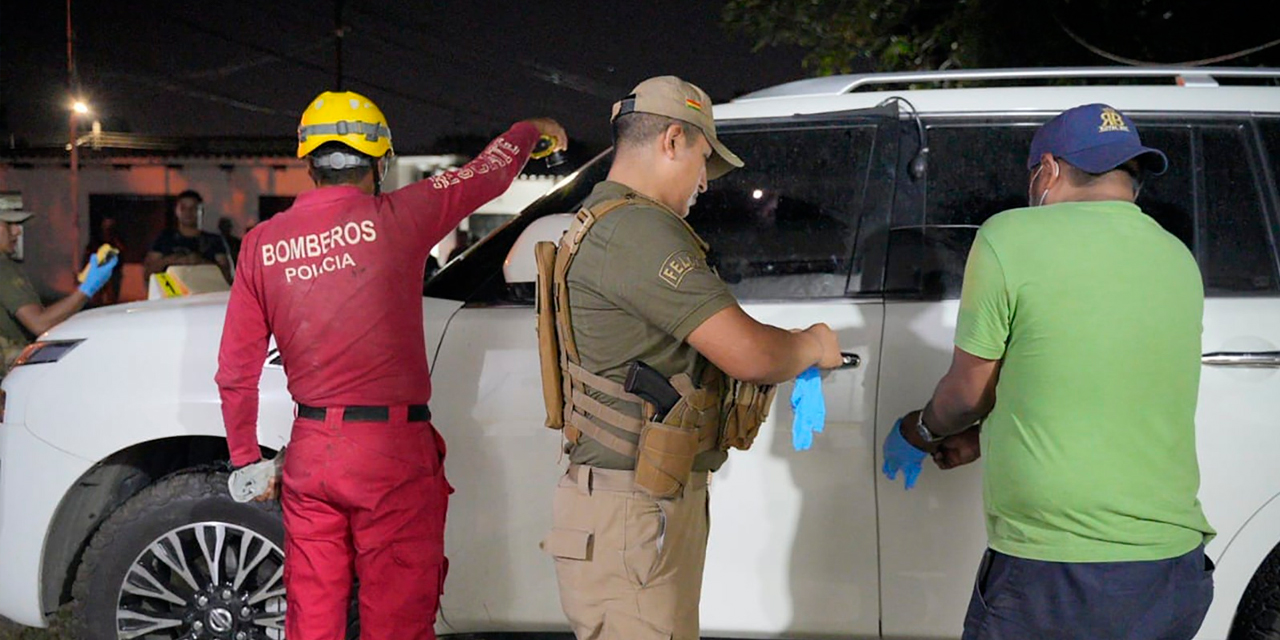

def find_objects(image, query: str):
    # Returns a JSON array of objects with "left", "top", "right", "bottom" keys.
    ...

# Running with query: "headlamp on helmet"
[{"left": 310, "top": 151, "right": 372, "bottom": 170}]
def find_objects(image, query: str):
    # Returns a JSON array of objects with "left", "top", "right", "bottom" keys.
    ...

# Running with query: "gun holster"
[{"left": 634, "top": 370, "right": 722, "bottom": 500}]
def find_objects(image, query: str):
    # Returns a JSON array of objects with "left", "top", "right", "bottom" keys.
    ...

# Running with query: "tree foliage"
[{"left": 722, "top": 0, "right": 1280, "bottom": 76}]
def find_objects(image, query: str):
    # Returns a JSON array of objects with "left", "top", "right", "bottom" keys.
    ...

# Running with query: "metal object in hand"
[
  {"left": 531, "top": 135, "right": 566, "bottom": 168},
  {"left": 228, "top": 448, "right": 285, "bottom": 503}
]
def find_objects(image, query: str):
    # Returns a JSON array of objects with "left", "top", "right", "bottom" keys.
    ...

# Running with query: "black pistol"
[{"left": 624, "top": 361, "right": 682, "bottom": 421}]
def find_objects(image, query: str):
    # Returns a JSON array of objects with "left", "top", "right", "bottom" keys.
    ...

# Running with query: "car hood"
[{"left": 42, "top": 293, "right": 231, "bottom": 341}]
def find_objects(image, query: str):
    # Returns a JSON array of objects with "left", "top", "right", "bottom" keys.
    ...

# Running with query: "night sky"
[{"left": 0, "top": 0, "right": 810, "bottom": 154}]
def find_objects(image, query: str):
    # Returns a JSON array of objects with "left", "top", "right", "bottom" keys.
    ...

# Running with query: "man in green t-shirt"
[
  {"left": 541, "top": 76, "right": 843, "bottom": 640},
  {"left": 882, "top": 104, "right": 1216, "bottom": 640},
  {"left": 1, "top": 210, "right": 117, "bottom": 375}
]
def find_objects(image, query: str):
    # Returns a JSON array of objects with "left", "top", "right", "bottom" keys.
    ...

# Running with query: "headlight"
[{"left": 11, "top": 339, "right": 84, "bottom": 367}]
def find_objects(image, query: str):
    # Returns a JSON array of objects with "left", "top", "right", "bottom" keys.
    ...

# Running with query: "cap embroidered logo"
[{"left": 1099, "top": 108, "right": 1129, "bottom": 133}]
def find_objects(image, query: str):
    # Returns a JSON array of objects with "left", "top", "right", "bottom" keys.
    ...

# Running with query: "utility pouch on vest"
[
  {"left": 634, "top": 372, "right": 721, "bottom": 499},
  {"left": 635, "top": 421, "right": 699, "bottom": 500},
  {"left": 534, "top": 240, "right": 563, "bottom": 430},
  {"left": 537, "top": 197, "right": 633, "bottom": 445},
  {"left": 719, "top": 380, "right": 778, "bottom": 451}
]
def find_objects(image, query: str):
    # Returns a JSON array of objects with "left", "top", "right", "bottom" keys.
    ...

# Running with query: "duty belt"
[
  {"left": 566, "top": 464, "right": 710, "bottom": 494},
  {"left": 296, "top": 404, "right": 431, "bottom": 423}
]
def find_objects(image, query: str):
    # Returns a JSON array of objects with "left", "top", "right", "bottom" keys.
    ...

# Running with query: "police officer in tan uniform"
[
  {"left": 538, "top": 76, "right": 843, "bottom": 640},
  {"left": 1, "top": 210, "right": 117, "bottom": 375}
]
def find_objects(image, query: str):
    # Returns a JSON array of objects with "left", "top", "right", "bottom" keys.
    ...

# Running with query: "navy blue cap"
[{"left": 1027, "top": 103, "right": 1168, "bottom": 176}]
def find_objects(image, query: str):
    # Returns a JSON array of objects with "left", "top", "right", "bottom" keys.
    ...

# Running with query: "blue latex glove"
[
  {"left": 883, "top": 418, "right": 928, "bottom": 489},
  {"left": 791, "top": 366, "right": 825, "bottom": 451},
  {"left": 79, "top": 254, "right": 119, "bottom": 297}
]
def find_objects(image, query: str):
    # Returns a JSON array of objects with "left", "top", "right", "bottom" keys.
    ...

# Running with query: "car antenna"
[{"left": 878, "top": 96, "right": 929, "bottom": 181}]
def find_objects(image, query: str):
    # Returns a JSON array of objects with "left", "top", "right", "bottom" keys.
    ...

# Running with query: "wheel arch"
[
  {"left": 40, "top": 435, "right": 278, "bottom": 617},
  {"left": 1201, "top": 491, "right": 1280, "bottom": 639}
]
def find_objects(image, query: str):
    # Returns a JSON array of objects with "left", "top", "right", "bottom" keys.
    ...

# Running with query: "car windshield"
[{"left": 423, "top": 150, "right": 614, "bottom": 303}]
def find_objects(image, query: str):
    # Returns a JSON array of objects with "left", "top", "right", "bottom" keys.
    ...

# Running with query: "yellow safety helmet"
[{"left": 296, "top": 91, "right": 393, "bottom": 159}]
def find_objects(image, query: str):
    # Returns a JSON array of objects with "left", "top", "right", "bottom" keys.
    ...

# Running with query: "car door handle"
[
  {"left": 1201, "top": 351, "right": 1280, "bottom": 367},
  {"left": 840, "top": 352, "right": 861, "bottom": 369}
]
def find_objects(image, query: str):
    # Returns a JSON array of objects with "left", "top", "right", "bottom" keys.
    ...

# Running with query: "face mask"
[
  {"left": 1027, "top": 165, "right": 1043, "bottom": 207},
  {"left": 1027, "top": 158, "right": 1058, "bottom": 207}
]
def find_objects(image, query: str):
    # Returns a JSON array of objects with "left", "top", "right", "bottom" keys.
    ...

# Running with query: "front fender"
[{"left": 1200, "top": 492, "right": 1280, "bottom": 639}]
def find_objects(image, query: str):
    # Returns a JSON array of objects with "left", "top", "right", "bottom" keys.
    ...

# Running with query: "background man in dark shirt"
[{"left": 143, "top": 189, "right": 231, "bottom": 283}]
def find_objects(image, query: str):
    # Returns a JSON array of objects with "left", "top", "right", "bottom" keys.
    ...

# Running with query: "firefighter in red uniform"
[{"left": 216, "top": 90, "right": 567, "bottom": 640}]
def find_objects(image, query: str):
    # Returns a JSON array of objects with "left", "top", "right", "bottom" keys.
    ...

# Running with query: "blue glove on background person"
[
  {"left": 791, "top": 366, "right": 825, "bottom": 451},
  {"left": 883, "top": 417, "right": 928, "bottom": 489},
  {"left": 79, "top": 253, "right": 119, "bottom": 297}
]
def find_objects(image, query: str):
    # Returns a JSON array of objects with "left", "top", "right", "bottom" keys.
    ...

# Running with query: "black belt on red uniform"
[{"left": 296, "top": 404, "right": 431, "bottom": 423}]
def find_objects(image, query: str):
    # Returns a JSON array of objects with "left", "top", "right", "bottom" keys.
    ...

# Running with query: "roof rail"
[{"left": 736, "top": 67, "right": 1280, "bottom": 100}]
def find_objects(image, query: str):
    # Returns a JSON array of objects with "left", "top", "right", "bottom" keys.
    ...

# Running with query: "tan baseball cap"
[
  {"left": 0, "top": 210, "right": 33, "bottom": 224},
  {"left": 611, "top": 76, "right": 744, "bottom": 180}
]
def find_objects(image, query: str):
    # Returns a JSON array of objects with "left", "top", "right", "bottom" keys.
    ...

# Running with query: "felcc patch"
[{"left": 659, "top": 250, "right": 700, "bottom": 289}]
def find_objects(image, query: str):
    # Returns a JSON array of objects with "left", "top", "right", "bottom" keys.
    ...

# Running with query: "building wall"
[
  {"left": 0, "top": 158, "right": 311, "bottom": 301},
  {"left": 0, "top": 156, "right": 555, "bottom": 303}
]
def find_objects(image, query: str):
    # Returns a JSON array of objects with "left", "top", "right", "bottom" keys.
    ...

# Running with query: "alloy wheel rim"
[{"left": 115, "top": 522, "right": 286, "bottom": 639}]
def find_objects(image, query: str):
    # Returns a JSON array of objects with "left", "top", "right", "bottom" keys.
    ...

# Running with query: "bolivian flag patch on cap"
[{"left": 685, "top": 98, "right": 703, "bottom": 112}]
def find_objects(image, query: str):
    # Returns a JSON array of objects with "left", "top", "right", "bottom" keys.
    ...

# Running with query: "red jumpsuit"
[{"left": 216, "top": 122, "right": 538, "bottom": 640}]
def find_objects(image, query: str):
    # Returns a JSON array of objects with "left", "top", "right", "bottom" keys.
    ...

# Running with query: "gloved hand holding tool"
[
  {"left": 791, "top": 366, "right": 825, "bottom": 451},
  {"left": 77, "top": 244, "right": 119, "bottom": 298},
  {"left": 883, "top": 417, "right": 928, "bottom": 489},
  {"left": 228, "top": 447, "right": 285, "bottom": 503}
]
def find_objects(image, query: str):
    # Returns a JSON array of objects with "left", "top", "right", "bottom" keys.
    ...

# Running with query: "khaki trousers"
[{"left": 543, "top": 464, "right": 710, "bottom": 640}]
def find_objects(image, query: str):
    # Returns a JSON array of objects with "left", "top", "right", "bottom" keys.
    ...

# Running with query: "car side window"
[
  {"left": 1257, "top": 118, "right": 1280, "bottom": 173},
  {"left": 1130, "top": 126, "right": 1195, "bottom": 251},
  {"left": 687, "top": 125, "right": 880, "bottom": 300},
  {"left": 885, "top": 118, "right": 1278, "bottom": 299},
  {"left": 1198, "top": 124, "right": 1279, "bottom": 294},
  {"left": 885, "top": 123, "right": 1036, "bottom": 298},
  {"left": 926, "top": 124, "right": 1037, "bottom": 227}
]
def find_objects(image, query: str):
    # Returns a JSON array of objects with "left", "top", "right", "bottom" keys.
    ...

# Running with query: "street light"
[{"left": 68, "top": 98, "right": 89, "bottom": 243}]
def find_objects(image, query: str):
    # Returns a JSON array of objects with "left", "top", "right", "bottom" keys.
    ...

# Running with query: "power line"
[
  {"left": 185, "top": 38, "right": 336, "bottom": 80},
  {"left": 146, "top": 4, "right": 507, "bottom": 124},
  {"left": 1056, "top": 16, "right": 1280, "bottom": 67},
  {"left": 342, "top": 1, "right": 626, "bottom": 100},
  {"left": 97, "top": 69, "right": 294, "bottom": 117}
]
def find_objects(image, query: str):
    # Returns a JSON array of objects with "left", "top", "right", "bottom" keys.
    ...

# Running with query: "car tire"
[
  {"left": 69, "top": 470, "right": 357, "bottom": 640},
  {"left": 1232, "top": 540, "right": 1280, "bottom": 640}
]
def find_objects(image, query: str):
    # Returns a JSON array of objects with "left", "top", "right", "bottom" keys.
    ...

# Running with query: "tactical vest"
[{"left": 534, "top": 195, "right": 777, "bottom": 499}]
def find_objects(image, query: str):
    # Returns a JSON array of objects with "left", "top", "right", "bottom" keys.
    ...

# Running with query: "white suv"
[{"left": 3, "top": 67, "right": 1280, "bottom": 640}]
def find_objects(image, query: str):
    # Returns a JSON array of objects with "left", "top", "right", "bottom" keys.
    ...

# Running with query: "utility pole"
[
  {"left": 334, "top": 0, "right": 345, "bottom": 90},
  {"left": 67, "top": 0, "right": 80, "bottom": 240}
]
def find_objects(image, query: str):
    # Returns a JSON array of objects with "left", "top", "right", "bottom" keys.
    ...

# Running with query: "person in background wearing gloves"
[
  {"left": 216, "top": 89, "right": 567, "bottom": 640},
  {"left": 1, "top": 210, "right": 117, "bottom": 375},
  {"left": 882, "top": 104, "right": 1215, "bottom": 640}
]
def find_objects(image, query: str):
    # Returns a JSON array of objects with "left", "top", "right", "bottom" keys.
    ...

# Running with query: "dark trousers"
[{"left": 962, "top": 546, "right": 1214, "bottom": 640}]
